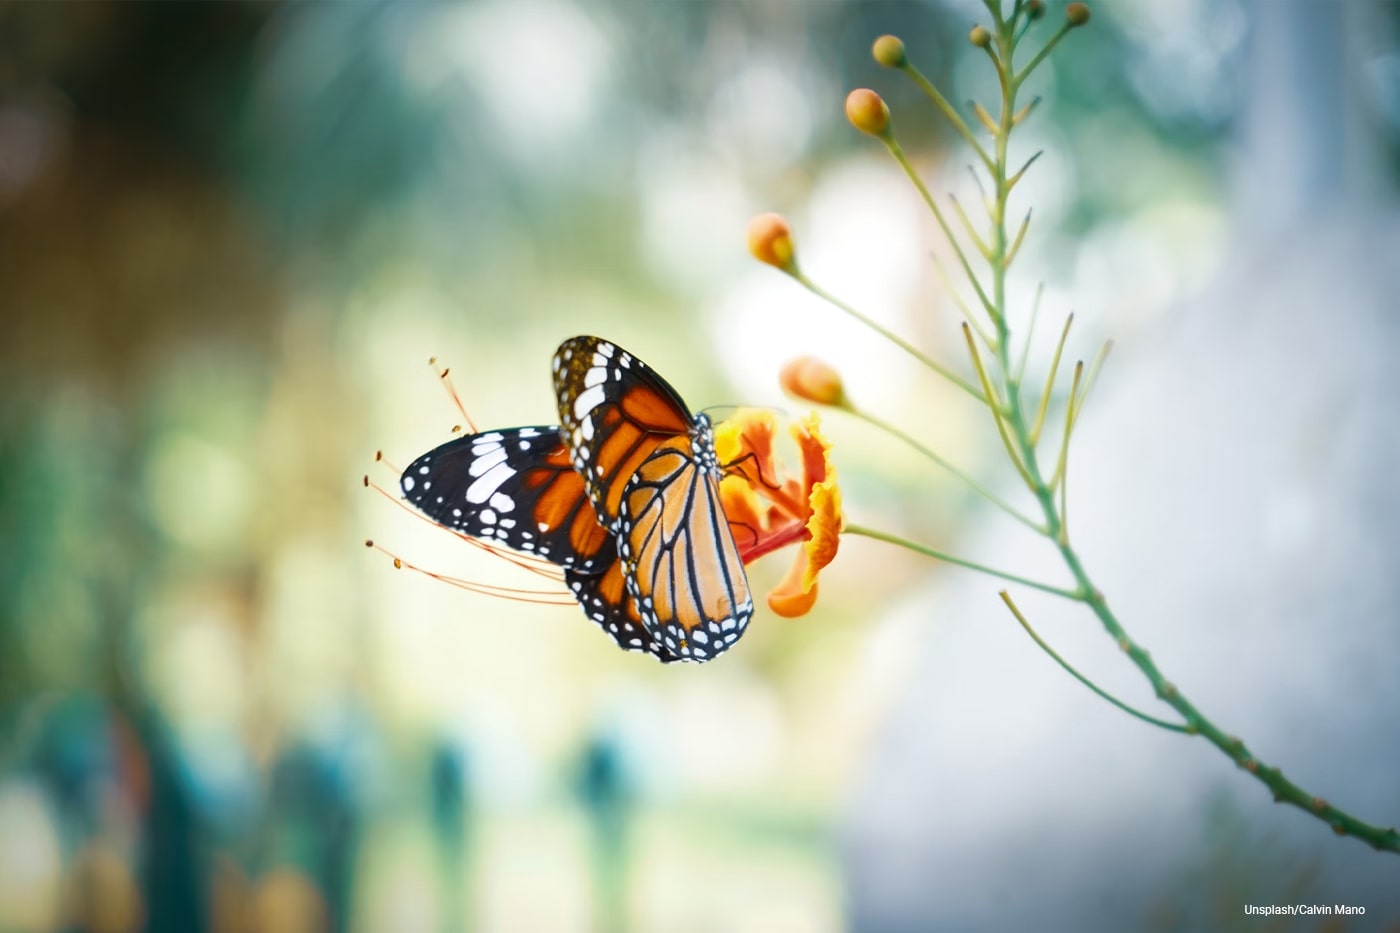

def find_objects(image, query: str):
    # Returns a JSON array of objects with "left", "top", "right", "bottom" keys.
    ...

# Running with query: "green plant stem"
[
  {"left": 997, "top": 591, "right": 1189, "bottom": 734},
  {"left": 1049, "top": 361, "right": 1082, "bottom": 495},
  {"left": 881, "top": 136, "right": 1000, "bottom": 325},
  {"left": 848, "top": 407, "right": 1045, "bottom": 534},
  {"left": 930, "top": 252, "right": 998, "bottom": 354},
  {"left": 1013, "top": 22, "right": 1074, "bottom": 88},
  {"left": 845, "top": 525, "right": 1078, "bottom": 600},
  {"left": 961, "top": 324, "right": 1033, "bottom": 488},
  {"left": 949, "top": 195, "right": 992, "bottom": 259},
  {"left": 1072, "top": 339, "right": 1114, "bottom": 429},
  {"left": 790, "top": 269, "right": 987, "bottom": 404},
  {"left": 1027, "top": 501, "right": 1400, "bottom": 851},
  {"left": 897, "top": 64, "right": 994, "bottom": 173},
  {"left": 970, "top": 9, "right": 1400, "bottom": 855},
  {"left": 1029, "top": 312, "right": 1072, "bottom": 446},
  {"left": 1014, "top": 282, "right": 1044, "bottom": 388}
]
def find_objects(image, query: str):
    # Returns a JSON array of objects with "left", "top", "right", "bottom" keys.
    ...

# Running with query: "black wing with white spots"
[
  {"left": 401, "top": 424, "right": 679, "bottom": 662},
  {"left": 564, "top": 564, "right": 680, "bottom": 663},
  {"left": 400, "top": 426, "right": 615, "bottom": 575}
]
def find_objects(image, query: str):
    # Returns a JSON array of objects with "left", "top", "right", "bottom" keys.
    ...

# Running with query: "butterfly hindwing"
[{"left": 565, "top": 562, "right": 679, "bottom": 663}]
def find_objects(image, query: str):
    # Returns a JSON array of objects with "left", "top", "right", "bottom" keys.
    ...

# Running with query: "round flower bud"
[
  {"left": 1066, "top": 2, "right": 1090, "bottom": 26},
  {"left": 1026, "top": 0, "right": 1045, "bottom": 19},
  {"left": 969, "top": 25, "right": 992, "bottom": 48},
  {"left": 845, "top": 88, "right": 890, "bottom": 137},
  {"left": 747, "top": 213, "right": 796, "bottom": 271},
  {"left": 780, "top": 357, "right": 847, "bottom": 408},
  {"left": 872, "top": 35, "right": 906, "bottom": 68}
]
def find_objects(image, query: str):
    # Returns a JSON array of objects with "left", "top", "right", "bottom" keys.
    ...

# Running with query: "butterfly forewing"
[
  {"left": 553, "top": 336, "right": 694, "bottom": 532},
  {"left": 400, "top": 426, "right": 613, "bottom": 574}
]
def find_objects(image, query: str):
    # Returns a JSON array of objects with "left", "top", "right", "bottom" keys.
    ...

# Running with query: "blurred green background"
[{"left": 3, "top": 1, "right": 1391, "bottom": 931}]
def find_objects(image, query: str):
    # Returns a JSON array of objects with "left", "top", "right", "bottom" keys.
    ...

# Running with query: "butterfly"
[{"left": 401, "top": 336, "right": 753, "bottom": 663}]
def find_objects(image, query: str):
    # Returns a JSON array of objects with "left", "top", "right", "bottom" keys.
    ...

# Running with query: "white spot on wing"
[
  {"left": 468, "top": 448, "right": 508, "bottom": 478},
  {"left": 466, "top": 463, "right": 515, "bottom": 504},
  {"left": 573, "top": 384, "right": 607, "bottom": 419}
]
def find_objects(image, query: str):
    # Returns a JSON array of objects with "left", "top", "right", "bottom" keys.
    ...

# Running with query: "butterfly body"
[{"left": 401, "top": 336, "right": 754, "bottom": 663}]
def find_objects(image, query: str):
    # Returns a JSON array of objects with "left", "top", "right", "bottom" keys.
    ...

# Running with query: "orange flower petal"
[
  {"left": 791, "top": 413, "right": 831, "bottom": 497},
  {"left": 715, "top": 409, "right": 778, "bottom": 485},
  {"left": 768, "top": 583, "right": 819, "bottom": 618},
  {"left": 767, "top": 549, "right": 819, "bottom": 618},
  {"left": 719, "top": 474, "right": 765, "bottom": 528}
]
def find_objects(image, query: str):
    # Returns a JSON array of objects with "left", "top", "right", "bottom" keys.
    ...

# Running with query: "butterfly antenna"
[
  {"left": 429, "top": 356, "right": 479, "bottom": 434},
  {"left": 702, "top": 403, "right": 791, "bottom": 422},
  {"left": 364, "top": 540, "right": 574, "bottom": 605}
]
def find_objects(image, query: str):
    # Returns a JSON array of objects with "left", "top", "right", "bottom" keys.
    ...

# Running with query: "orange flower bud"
[
  {"left": 780, "top": 357, "right": 846, "bottom": 408},
  {"left": 845, "top": 88, "right": 890, "bottom": 137},
  {"left": 746, "top": 213, "right": 796, "bottom": 271},
  {"left": 872, "top": 35, "right": 906, "bottom": 68},
  {"left": 1026, "top": 0, "right": 1045, "bottom": 20},
  {"left": 1066, "top": 2, "right": 1090, "bottom": 26},
  {"left": 969, "top": 25, "right": 992, "bottom": 48}
]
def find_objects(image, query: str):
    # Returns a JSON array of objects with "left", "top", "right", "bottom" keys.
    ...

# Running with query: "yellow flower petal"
[
  {"left": 802, "top": 476, "right": 843, "bottom": 590},
  {"left": 714, "top": 409, "right": 842, "bottom": 616}
]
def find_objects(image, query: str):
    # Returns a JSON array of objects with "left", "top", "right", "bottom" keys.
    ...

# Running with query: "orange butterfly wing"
[{"left": 553, "top": 336, "right": 753, "bottom": 662}]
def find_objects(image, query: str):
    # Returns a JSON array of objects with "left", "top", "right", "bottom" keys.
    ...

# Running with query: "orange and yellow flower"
[{"left": 714, "top": 409, "right": 843, "bottom": 618}]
